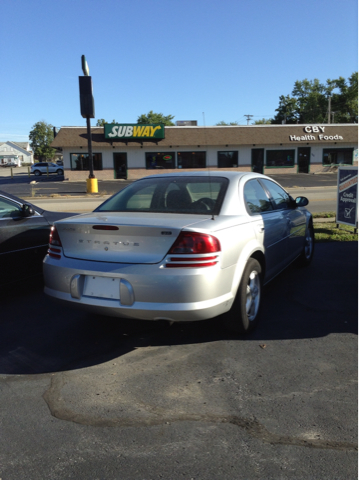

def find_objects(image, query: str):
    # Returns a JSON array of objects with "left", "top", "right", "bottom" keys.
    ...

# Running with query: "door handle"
[{"left": 257, "top": 225, "right": 265, "bottom": 232}]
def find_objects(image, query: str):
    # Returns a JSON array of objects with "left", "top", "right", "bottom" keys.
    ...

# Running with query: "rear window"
[{"left": 95, "top": 176, "right": 229, "bottom": 215}]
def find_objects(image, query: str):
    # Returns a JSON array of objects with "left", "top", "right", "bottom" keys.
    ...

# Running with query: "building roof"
[
  {"left": 51, "top": 124, "right": 358, "bottom": 149},
  {"left": 0, "top": 141, "right": 32, "bottom": 153}
]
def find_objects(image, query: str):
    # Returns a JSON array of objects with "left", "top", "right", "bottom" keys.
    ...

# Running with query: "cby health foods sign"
[{"left": 104, "top": 123, "right": 165, "bottom": 140}]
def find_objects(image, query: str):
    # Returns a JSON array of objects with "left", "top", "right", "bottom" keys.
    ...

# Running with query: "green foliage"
[
  {"left": 137, "top": 110, "right": 175, "bottom": 126},
  {"left": 29, "top": 121, "right": 56, "bottom": 161},
  {"left": 271, "top": 73, "right": 358, "bottom": 124},
  {"left": 253, "top": 118, "right": 272, "bottom": 125},
  {"left": 314, "top": 222, "right": 358, "bottom": 242},
  {"left": 96, "top": 119, "right": 118, "bottom": 126},
  {"left": 312, "top": 211, "right": 336, "bottom": 218},
  {"left": 216, "top": 121, "right": 239, "bottom": 125}
]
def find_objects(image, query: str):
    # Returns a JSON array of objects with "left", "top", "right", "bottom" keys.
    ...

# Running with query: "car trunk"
[{"left": 55, "top": 212, "right": 211, "bottom": 264}]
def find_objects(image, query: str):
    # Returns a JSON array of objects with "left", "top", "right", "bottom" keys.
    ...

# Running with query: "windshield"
[{"left": 95, "top": 176, "right": 229, "bottom": 215}]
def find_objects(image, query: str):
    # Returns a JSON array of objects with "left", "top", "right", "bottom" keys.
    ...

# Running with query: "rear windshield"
[{"left": 95, "top": 176, "right": 229, "bottom": 215}]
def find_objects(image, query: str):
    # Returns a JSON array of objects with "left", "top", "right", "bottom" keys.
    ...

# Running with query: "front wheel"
[
  {"left": 298, "top": 222, "right": 314, "bottom": 267},
  {"left": 223, "top": 258, "right": 262, "bottom": 334},
  {"left": 56, "top": 169, "right": 63, "bottom": 175}
]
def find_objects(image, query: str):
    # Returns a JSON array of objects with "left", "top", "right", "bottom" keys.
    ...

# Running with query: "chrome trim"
[{"left": 0, "top": 244, "right": 48, "bottom": 255}]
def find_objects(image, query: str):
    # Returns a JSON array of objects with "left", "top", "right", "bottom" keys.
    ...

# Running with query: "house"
[{"left": 0, "top": 141, "right": 33, "bottom": 166}]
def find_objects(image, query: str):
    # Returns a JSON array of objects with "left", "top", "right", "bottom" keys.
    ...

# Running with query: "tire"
[
  {"left": 56, "top": 169, "right": 63, "bottom": 175},
  {"left": 224, "top": 258, "right": 262, "bottom": 334},
  {"left": 298, "top": 222, "right": 315, "bottom": 267},
  {"left": 34, "top": 170, "right": 41, "bottom": 176}
]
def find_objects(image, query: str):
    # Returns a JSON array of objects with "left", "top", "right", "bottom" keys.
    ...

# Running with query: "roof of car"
[{"left": 135, "top": 170, "right": 267, "bottom": 181}]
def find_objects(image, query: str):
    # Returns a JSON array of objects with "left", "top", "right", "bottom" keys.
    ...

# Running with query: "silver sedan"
[{"left": 43, "top": 172, "right": 314, "bottom": 333}]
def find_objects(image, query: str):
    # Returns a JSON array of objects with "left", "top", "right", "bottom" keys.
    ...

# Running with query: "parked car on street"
[
  {"left": 30, "top": 162, "right": 64, "bottom": 176},
  {"left": 1, "top": 162, "right": 18, "bottom": 167},
  {"left": 43, "top": 172, "right": 314, "bottom": 333},
  {"left": 0, "top": 191, "right": 76, "bottom": 285}
]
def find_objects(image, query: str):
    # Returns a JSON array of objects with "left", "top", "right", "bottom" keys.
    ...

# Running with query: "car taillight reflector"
[
  {"left": 49, "top": 226, "right": 62, "bottom": 247},
  {"left": 166, "top": 259, "right": 218, "bottom": 268},
  {"left": 169, "top": 256, "right": 218, "bottom": 262},
  {"left": 168, "top": 232, "right": 221, "bottom": 255},
  {"left": 48, "top": 247, "right": 61, "bottom": 259}
]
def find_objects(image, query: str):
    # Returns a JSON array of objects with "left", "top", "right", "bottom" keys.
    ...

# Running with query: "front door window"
[
  {"left": 113, "top": 153, "right": 127, "bottom": 179},
  {"left": 251, "top": 149, "right": 264, "bottom": 173}
]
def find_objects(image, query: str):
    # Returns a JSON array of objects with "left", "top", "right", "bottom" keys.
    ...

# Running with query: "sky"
[{"left": 0, "top": 0, "right": 357, "bottom": 143}]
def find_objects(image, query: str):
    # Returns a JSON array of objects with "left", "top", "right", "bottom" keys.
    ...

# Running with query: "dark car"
[
  {"left": 1, "top": 162, "right": 18, "bottom": 167},
  {"left": 0, "top": 190, "right": 76, "bottom": 285}
]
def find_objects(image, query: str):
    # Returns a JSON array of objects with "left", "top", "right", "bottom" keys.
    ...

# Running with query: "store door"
[
  {"left": 251, "top": 149, "right": 264, "bottom": 174},
  {"left": 113, "top": 153, "right": 127, "bottom": 179},
  {"left": 298, "top": 147, "right": 310, "bottom": 173}
]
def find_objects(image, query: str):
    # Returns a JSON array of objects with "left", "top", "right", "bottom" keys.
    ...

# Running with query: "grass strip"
[{"left": 314, "top": 222, "right": 358, "bottom": 242}]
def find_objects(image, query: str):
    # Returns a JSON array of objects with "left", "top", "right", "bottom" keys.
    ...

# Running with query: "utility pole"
[{"left": 244, "top": 115, "right": 253, "bottom": 125}]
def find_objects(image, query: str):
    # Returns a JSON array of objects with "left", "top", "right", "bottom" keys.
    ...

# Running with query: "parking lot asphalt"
[
  {"left": 0, "top": 171, "right": 338, "bottom": 199},
  {"left": 0, "top": 241, "right": 357, "bottom": 479}
]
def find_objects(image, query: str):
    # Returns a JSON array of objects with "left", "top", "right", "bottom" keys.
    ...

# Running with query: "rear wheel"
[
  {"left": 34, "top": 170, "right": 41, "bottom": 176},
  {"left": 224, "top": 258, "right": 262, "bottom": 334},
  {"left": 298, "top": 222, "right": 314, "bottom": 266}
]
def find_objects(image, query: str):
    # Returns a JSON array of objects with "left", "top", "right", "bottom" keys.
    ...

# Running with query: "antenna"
[{"left": 202, "top": 112, "right": 215, "bottom": 221}]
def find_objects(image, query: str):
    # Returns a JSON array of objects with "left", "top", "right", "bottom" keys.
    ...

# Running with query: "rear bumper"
[
  {"left": 44, "top": 285, "right": 232, "bottom": 321},
  {"left": 43, "top": 255, "right": 235, "bottom": 322}
]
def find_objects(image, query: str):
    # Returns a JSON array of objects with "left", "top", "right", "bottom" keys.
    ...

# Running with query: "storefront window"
[
  {"left": 218, "top": 151, "right": 238, "bottom": 168},
  {"left": 323, "top": 148, "right": 353, "bottom": 165},
  {"left": 70, "top": 153, "right": 103, "bottom": 171},
  {"left": 266, "top": 150, "right": 295, "bottom": 168},
  {"left": 177, "top": 152, "right": 206, "bottom": 169},
  {"left": 145, "top": 152, "right": 175, "bottom": 169}
]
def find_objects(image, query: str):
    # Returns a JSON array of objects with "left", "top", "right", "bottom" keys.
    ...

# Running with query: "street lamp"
[{"left": 79, "top": 55, "right": 98, "bottom": 193}]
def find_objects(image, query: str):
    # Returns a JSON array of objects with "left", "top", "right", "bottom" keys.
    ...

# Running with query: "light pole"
[{"left": 79, "top": 55, "right": 98, "bottom": 193}]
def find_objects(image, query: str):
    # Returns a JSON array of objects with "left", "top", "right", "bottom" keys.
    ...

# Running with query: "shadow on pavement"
[{"left": 0, "top": 242, "right": 356, "bottom": 375}]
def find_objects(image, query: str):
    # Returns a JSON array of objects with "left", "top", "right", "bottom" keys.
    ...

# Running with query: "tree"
[
  {"left": 137, "top": 110, "right": 175, "bottom": 126},
  {"left": 29, "top": 121, "right": 56, "bottom": 161},
  {"left": 96, "top": 119, "right": 118, "bottom": 126},
  {"left": 327, "top": 72, "right": 358, "bottom": 123},
  {"left": 253, "top": 118, "right": 272, "bottom": 125},
  {"left": 271, "top": 73, "right": 358, "bottom": 124},
  {"left": 216, "top": 121, "right": 239, "bottom": 126}
]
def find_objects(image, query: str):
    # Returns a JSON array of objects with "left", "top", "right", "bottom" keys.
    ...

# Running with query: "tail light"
[
  {"left": 48, "top": 226, "right": 62, "bottom": 259},
  {"left": 166, "top": 232, "right": 221, "bottom": 268}
]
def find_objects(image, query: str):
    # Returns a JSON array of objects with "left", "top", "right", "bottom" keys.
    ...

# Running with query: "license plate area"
[{"left": 83, "top": 276, "right": 120, "bottom": 300}]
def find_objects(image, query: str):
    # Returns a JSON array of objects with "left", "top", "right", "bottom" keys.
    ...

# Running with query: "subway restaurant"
[{"left": 51, "top": 123, "right": 358, "bottom": 181}]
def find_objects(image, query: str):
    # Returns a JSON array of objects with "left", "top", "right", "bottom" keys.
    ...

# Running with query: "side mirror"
[
  {"left": 22, "top": 203, "right": 35, "bottom": 217},
  {"left": 295, "top": 196, "right": 309, "bottom": 207}
]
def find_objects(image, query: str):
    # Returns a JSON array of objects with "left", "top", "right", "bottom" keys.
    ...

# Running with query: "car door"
[
  {"left": 0, "top": 196, "right": 51, "bottom": 283},
  {"left": 243, "top": 179, "right": 289, "bottom": 281},
  {"left": 260, "top": 179, "right": 307, "bottom": 264}
]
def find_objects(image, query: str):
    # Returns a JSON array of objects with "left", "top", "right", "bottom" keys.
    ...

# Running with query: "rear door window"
[
  {"left": 260, "top": 179, "right": 291, "bottom": 210},
  {"left": 244, "top": 180, "right": 273, "bottom": 214}
]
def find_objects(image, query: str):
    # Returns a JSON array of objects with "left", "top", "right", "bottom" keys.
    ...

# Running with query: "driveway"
[{"left": 0, "top": 242, "right": 357, "bottom": 479}]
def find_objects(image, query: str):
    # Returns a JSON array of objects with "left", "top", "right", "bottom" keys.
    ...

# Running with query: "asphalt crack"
[{"left": 43, "top": 376, "right": 357, "bottom": 452}]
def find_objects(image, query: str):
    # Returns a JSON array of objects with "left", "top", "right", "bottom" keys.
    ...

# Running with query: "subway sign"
[{"left": 104, "top": 123, "right": 165, "bottom": 140}]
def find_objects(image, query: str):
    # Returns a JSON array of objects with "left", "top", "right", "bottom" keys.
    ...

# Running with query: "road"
[
  {"left": 0, "top": 171, "right": 339, "bottom": 213},
  {"left": 0, "top": 242, "right": 357, "bottom": 479},
  {"left": 25, "top": 186, "right": 337, "bottom": 214}
]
